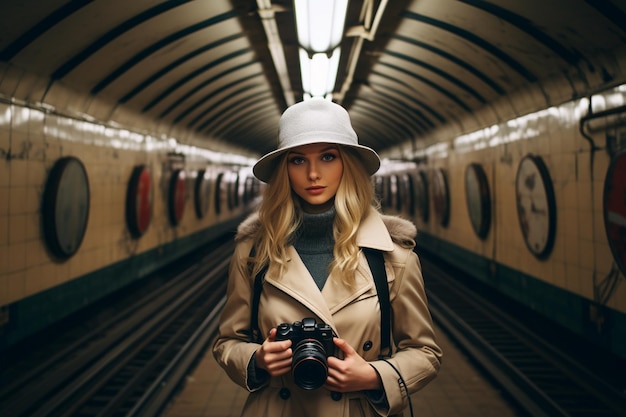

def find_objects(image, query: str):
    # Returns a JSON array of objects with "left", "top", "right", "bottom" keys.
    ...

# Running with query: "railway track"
[
  {"left": 0, "top": 237, "right": 234, "bottom": 417},
  {"left": 421, "top": 254, "right": 626, "bottom": 417}
]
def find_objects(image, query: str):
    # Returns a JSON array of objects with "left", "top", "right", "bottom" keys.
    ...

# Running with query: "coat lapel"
[
  {"left": 321, "top": 257, "right": 374, "bottom": 314},
  {"left": 263, "top": 246, "right": 335, "bottom": 327},
  {"left": 355, "top": 210, "right": 395, "bottom": 251}
]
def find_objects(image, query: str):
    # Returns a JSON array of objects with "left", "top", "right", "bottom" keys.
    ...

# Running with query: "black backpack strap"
[
  {"left": 362, "top": 247, "right": 391, "bottom": 358},
  {"left": 248, "top": 246, "right": 267, "bottom": 343}
]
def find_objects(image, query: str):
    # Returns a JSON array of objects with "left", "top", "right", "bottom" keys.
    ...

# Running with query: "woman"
[{"left": 213, "top": 98, "right": 442, "bottom": 417}]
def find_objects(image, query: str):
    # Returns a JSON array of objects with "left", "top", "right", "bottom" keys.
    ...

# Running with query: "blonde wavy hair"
[{"left": 251, "top": 146, "right": 378, "bottom": 285}]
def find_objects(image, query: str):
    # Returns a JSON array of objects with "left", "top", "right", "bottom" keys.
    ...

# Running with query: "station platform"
[{"left": 161, "top": 322, "right": 525, "bottom": 417}]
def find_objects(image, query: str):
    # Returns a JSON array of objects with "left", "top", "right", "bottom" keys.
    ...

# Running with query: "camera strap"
[
  {"left": 248, "top": 245, "right": 267, "bottom": 344},
  {"left": 362, "top": 247, "right": 392, "bottom": 359},
  {"left": 248, "top": 246, "right": 391, "bottom": 358}
]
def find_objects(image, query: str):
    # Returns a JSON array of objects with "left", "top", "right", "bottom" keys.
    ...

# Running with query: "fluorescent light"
[
  {"left": 299, "top": 47, "right": 341, "bottom": 99},
  {"left": 299, "top": 48, "right": 311, "bottom": 93},
  {"left": 294, "top": 0, "right": 348, "bottom": 52},
  {"left": 309, "top": 53, "right": 329, "bottom": 96},
  {"left": 294, "top": 0, "right": 348, "bottom": 98},
  {"left": 324, "top": 48, "right": 341, "bottom": 94}
]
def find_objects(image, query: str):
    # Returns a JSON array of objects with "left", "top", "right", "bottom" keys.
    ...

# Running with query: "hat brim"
[{"left": 253, "top": 142, "right": 380, "bottom": 183}]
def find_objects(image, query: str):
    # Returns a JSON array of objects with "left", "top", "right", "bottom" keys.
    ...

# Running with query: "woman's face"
[{"left": 287, "top": 143, "right": 343, "bottom": 213}]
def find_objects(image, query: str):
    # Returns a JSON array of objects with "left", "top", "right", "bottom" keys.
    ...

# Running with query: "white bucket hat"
[{"left": 252, "top": 98, "right": 381, "bottom": 183}]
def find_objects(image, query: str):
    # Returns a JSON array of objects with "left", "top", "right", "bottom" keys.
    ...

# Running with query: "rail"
[
  {"left": 421, "top": 254, "right": 626, "bottom": 417},
  {"left": 0, "top": 236, "right": 234, "bottom": 417}
]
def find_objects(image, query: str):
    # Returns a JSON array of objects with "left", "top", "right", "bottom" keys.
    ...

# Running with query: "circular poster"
[
  {"left": 42, "top": 156, "right": 90, "bottom": 259},
  {"left": 604, "top": 152, "right": 626, "bottom": 276},
  {"left": 125, "top": 165, "right": 152, "bottom": 238},
  {"left": 168, "top": 169, "right": 186, "bottom": 226}
]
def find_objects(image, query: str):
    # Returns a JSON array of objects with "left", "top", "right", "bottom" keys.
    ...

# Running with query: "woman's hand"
[
  {"left": 254, "top": 328, "right": 293, "bottom": 377},
  {"left": 325, "top": 337, "right": 383, "bottom": 392}
]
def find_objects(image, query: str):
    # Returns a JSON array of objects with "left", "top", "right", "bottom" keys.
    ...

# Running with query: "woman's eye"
[
  {"left": 321, "top": 153, "right": 337, "bottom": 162},
  {"left": 290, "top": 156, "right": 305, "bottom": 165}
]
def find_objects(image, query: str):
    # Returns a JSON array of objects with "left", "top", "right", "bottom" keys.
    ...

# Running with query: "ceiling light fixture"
[
  {"left": 294, "top": 0, "right": 348, "bottom": 100},
  {"left": 336, "top": 0, "right": 388, "bottom": 102},
  {"left": 257, "top": 0, "right": 296, "bottom": 106}
]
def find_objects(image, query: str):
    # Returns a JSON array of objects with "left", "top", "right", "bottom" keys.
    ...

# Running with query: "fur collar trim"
[{"left": 380, "top": 214, "right": 417, "bottom": 248}]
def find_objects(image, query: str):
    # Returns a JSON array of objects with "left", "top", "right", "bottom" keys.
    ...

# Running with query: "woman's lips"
[{"left": 306, "top": 186, "right": 325, "bottom": 195}]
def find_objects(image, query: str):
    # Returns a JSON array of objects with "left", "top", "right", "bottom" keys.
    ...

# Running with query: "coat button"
[
  {"left": 363, "top": 340, "right": 373, "bottom": 351},
  {"left": 331, "top": 391, "right": 342, "bottom": 401},
  {"left": 279, "top": 388, "right": 290, "bottom": 399}
]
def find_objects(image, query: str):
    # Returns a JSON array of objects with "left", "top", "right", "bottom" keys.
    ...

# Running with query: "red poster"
[{"left": 604, "top": 153, "right": 626, "bottom": 274}]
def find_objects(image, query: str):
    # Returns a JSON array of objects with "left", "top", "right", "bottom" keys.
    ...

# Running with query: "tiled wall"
[
  {"left": 0, "top": 99, "right": 257, "bottom": 308},
  {"left": 381, "top": 84, "right": 626, "bottom": 316}
]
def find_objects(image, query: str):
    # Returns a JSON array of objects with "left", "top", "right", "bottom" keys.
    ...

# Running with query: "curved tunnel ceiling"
[{"left": 0, "top": 0, "right": 625, "bottom": 159}]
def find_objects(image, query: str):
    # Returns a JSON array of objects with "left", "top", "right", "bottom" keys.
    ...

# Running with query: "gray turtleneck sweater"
[{"left": 293, "top": 208, "right": 336, "bottom": 290}]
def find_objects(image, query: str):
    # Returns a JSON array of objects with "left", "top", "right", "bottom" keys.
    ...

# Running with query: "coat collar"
[
  {"left": 355, "top": 209, "right": 396, "bottom": 251},
  {"left": 262, "top": 247, "right": 335, "bottom": 329},
  {"left": 263, "top": 246, "right": 377, "bottom": 335}
]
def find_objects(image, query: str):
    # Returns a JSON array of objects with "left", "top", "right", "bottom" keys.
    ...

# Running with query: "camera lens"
[{"left": 291, "top": 339, "right": 328, "bottom": 390}]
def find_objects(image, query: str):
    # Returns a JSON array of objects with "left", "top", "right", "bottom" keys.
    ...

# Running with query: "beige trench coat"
[{"left": 213, "top": 210, "right": 442, "bottom": 417}]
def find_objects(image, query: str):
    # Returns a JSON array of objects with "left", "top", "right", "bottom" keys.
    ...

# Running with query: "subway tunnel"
[{"left": 1, "top": 1, "right": 626, "bottom": 416}]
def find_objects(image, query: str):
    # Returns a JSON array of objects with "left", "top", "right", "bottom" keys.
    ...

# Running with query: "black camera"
[{"left": 275, "top": 317, "right": 336, "bottom": 390}]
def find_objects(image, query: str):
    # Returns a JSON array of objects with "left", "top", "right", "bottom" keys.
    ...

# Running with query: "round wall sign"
[
  {"left": 382, "top": 175, "right": 392, "bottom": 209},
  {"left": 465, "top": 163, "right": 491, "bottom": 239},
  {"left": 374, "top": 176, "right": 384, "bottom": 203},
  {"left": 515, "top": 154, "right": 556, "bottom": 259},
  {"left": 168, "top": 169, "right": 186, "bottom": 226},
  {"left": 194, "top": 169, "right": 212, "bottom": 219},
  {"left": 214, "top": 172, "right": 225, "bottom": 215},
  {"left": 415, "top": 171, "right": 429, "bottom": 223},
  {"left": 228, "top": 172, "right": 240, "bottom": 211},
  {"left": 432, "top": 168, "right": 450, "bottom": 227},
  {"left": 401, "top": 173, "right": 415, "bottom": 216},
  {"left": 42, "top": 156, "right": 90, "bottom": 259},
  {"left": 125, "top": 165, "right": 152, "bottom": 238},
  {"left": 603, "top": 151, "right": 626, "bottom": 276},
  {"left": 389, "top": 174, "right": 401, "bottom": 211},
  {"left": 242, "top": 176, "right": 257, "bottom": 204}
]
